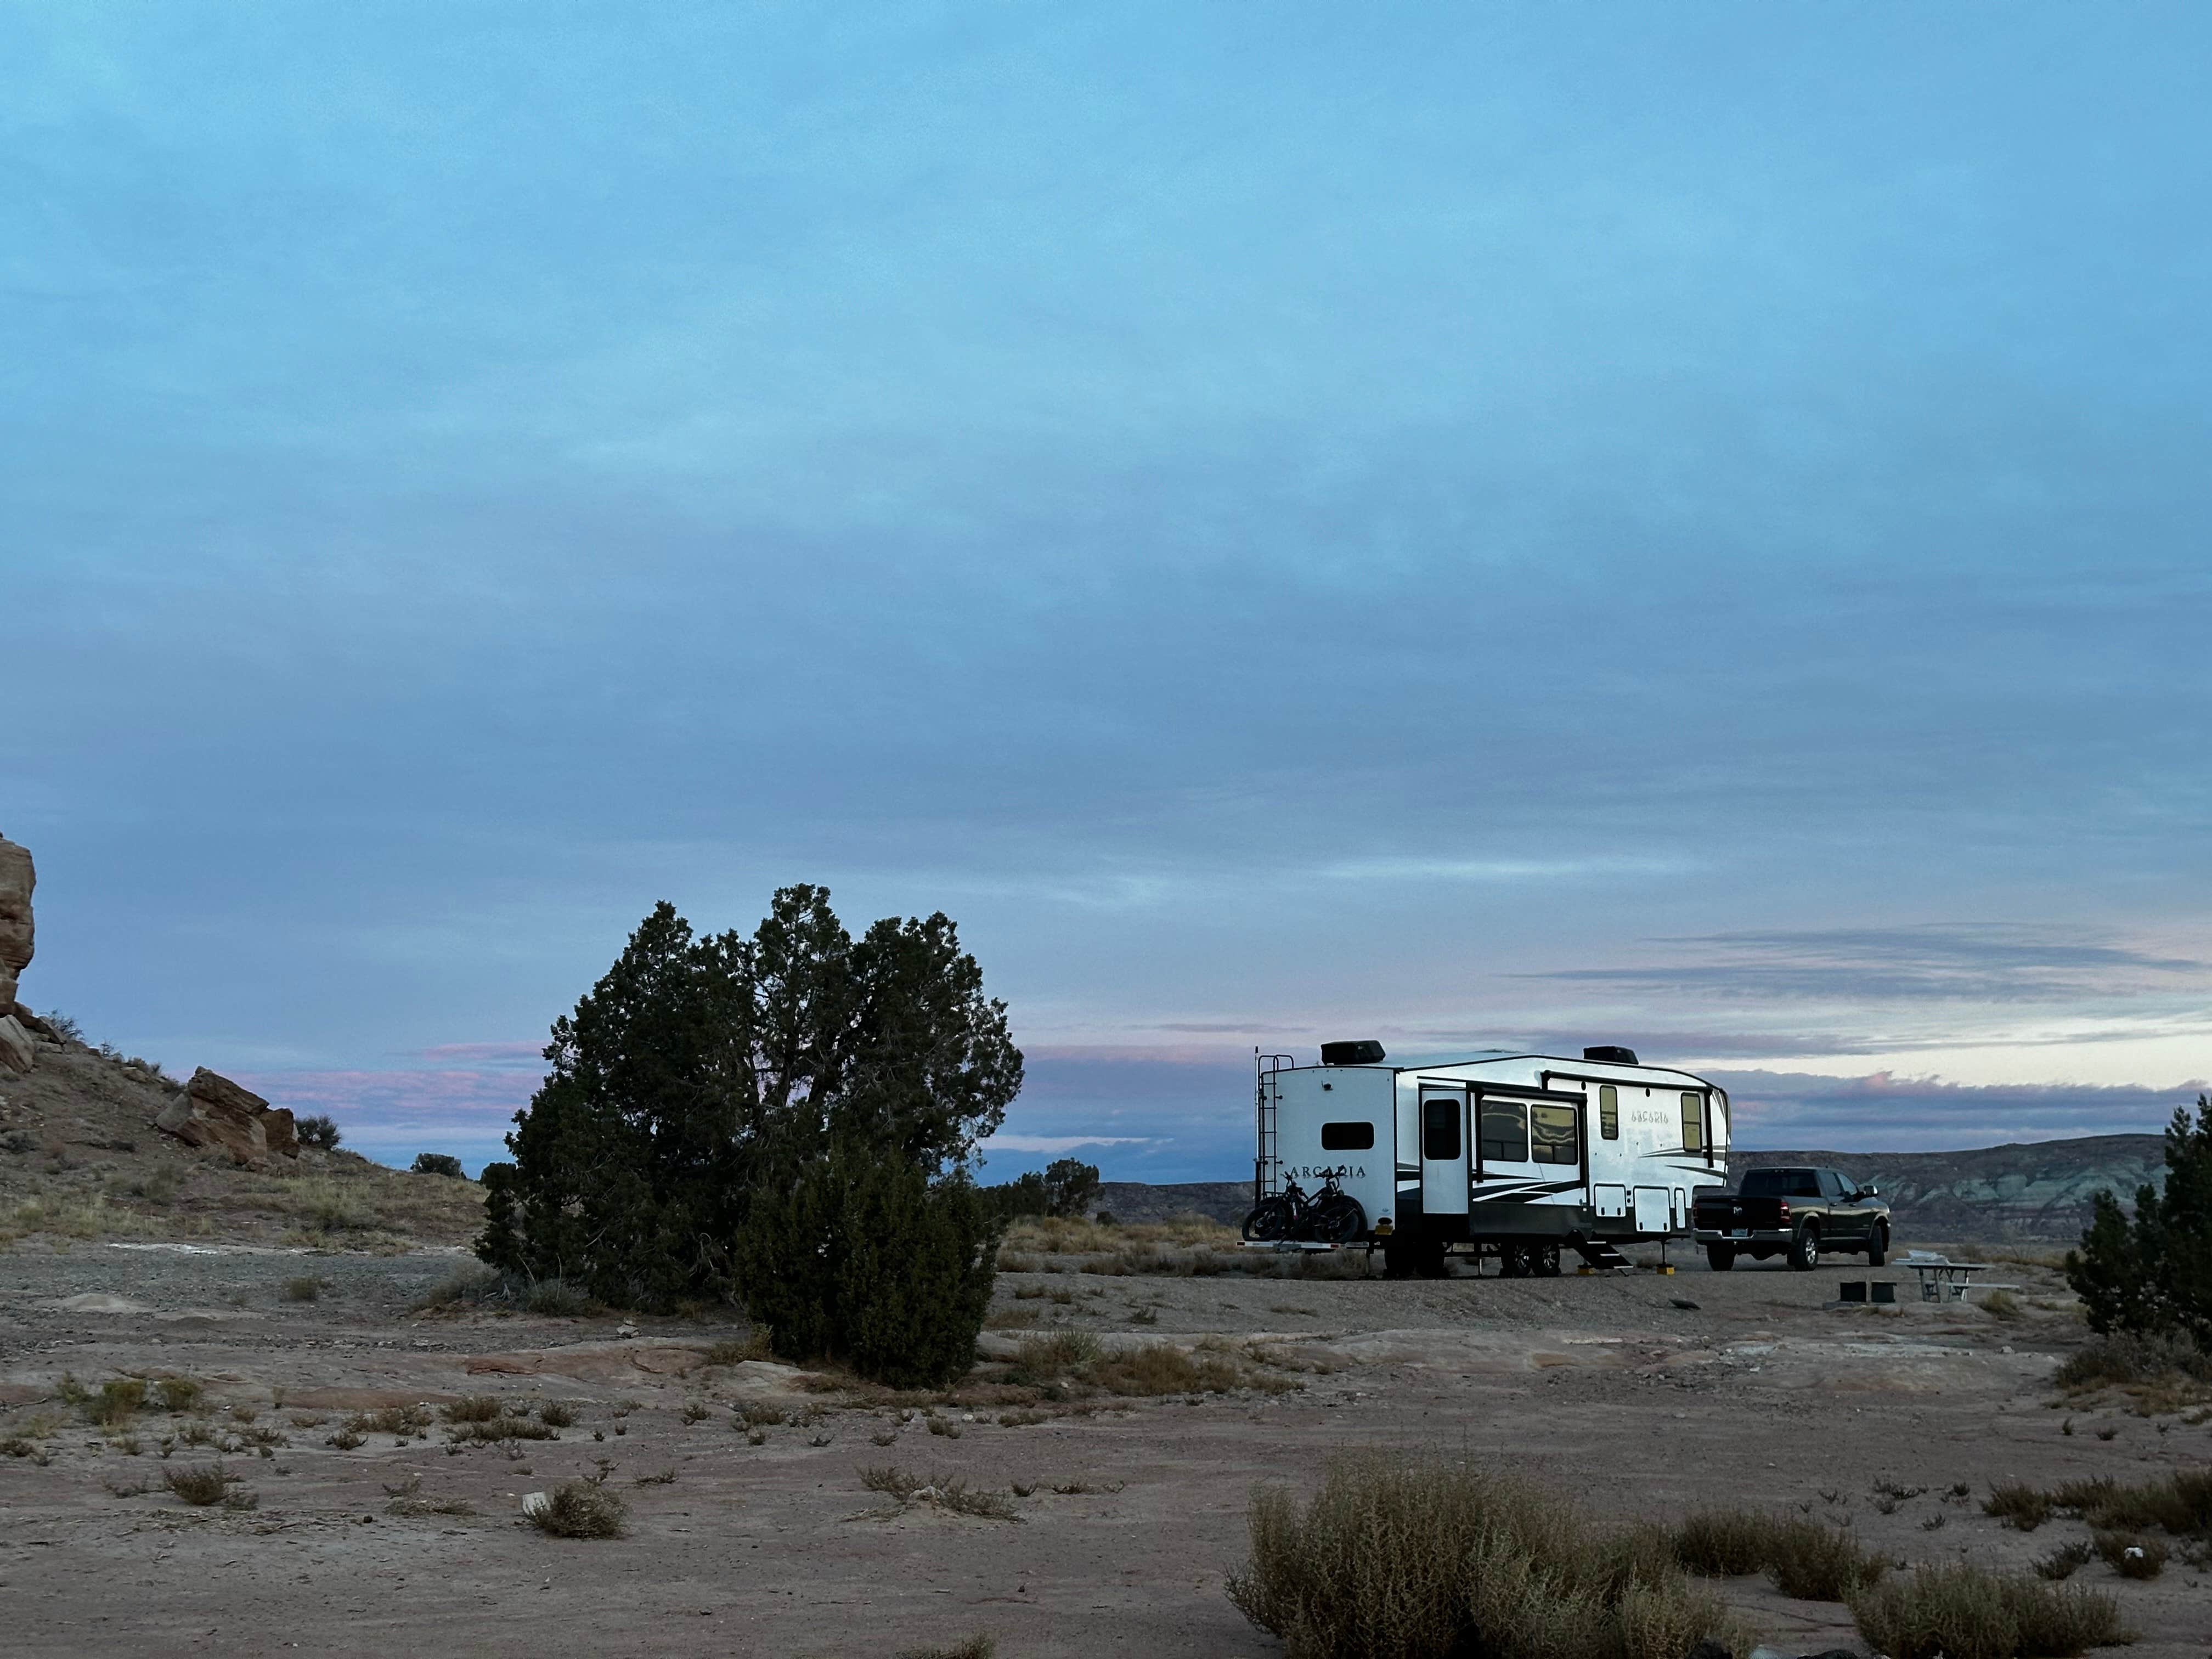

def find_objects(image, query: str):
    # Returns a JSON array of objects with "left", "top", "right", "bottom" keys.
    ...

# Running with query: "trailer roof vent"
[
  {"left": 1321, "top": 1039, "right": 1387, "bottom": 1066},
  {"left": 1583, "top": 1044, "right": 1638, "bottom": 1065}
]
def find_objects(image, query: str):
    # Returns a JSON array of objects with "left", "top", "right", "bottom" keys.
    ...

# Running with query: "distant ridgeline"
[{"left": 1098, "top": 1133, "right": 2168, "bottom": 1243}]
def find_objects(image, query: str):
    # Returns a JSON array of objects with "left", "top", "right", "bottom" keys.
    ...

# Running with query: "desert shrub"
[
  {"left": 410, "top": 1153, "right": 466, "bottom": 1178},
  {"left": 283, "top": 1276, "right": 321, "bottom": 1303},
  {"left": 526, "top": 1278, "right": 595, "bottom": 1317},
  {"left": 1763, "top": 1516, "right": 1887, "bottom": 1601},
  {"left": 83, "top": 1378, "right": 148, "bottom": 1427},
  {"left": 325, "top": 1426, "right": 366, "bottom": 1449},
  {"left": 1671, "top": 1510, "right": 1883, "bottom": 1601},
  {"left": 38, "top": 1008, "right": 84, "bottom": 1042},
  {"left": 1089, "top": 1342, "right": 1240, "bottom": 1397},
  {"left": 448, "top": 1416, "right": 555, "bottom": 1444},
  {"left": 2054, "top": 1330, "right": 2212, "bottom": 1392},
  {"left": 1672, "top": 1510, "right": 1770, "bottom": 1577},
  {"left": 1849, "top": 1562, "right": 2127, "bottom": 1659},
  {"left": 2066, "top": 1094, "right": 2212, "bottom": 1348},
  {"left": 703, "top": 1332, "right": 772, "bottom": 1365},
  {"left": 163, "top": 1464, "right": 231, "bottom": 1506},
  {"left": 413, "top": 1263, "right": 512, "bottom": 1310},
  {"left": 531, "top": 1479, "right": 627, "bottom": 1538},
  {"left": 295, "top": 1114, "right": 342, "bottom": 1151},
  {"left": 348, "top": 1403, "right": 432, "bottom": 1436},
  {"left": 127, "top": 1165, "right": 181, "bottom": 1202},
  {"left": 538, "top": 1400, "right": 578, "bottom": 1427},
  {"left": 1008, "top": 1330, "right": 1101, "bottom": 1383},
  {"left": 2034, "top": 1541, "right": 2095, "bottom": 1581},
  {"left": 737, "top": 1140, "right": 1000, "bottom": 1389},
  {"left": 899, "top": 1637, "right": 995, "bottom": 1659},
  {"left": 1227, "top": 1454, "right": 1744, "bottom": 1659},
  {"left": 2045, "top": 1469, "right": 2212, "bottom": 1538},
  {"left": 1982, "top": 1289, "right": 2021, "bottom": 1319},
  {"left": 443, "top": 1395, "right": 504, "bottom": 1424},
  {"left": 1986, "top": 1481, "right": 2055, "bottom": 1531},
  {"left": 2092, "top": 1532, "right": 2166, "bottom": 1579}
]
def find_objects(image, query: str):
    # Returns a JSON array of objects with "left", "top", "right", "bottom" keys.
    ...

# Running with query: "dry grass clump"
[
  {"left": 161, "top": 1463, "right": 253, "bottom": 1508},
  {"left": 1089, "top": 1342, "right": 1243, "bottom": 1397},
  {"left": 702, "top": 1332, "right": 773, "bottom": 1365},
  {"left": 537, "top": 1400, "right": 578, "bottom": 1428},
  {"left": 530, "top": 1479, "right": 627, "bottom": 1538},
  {"left": 151, "top": 1376, "right": 202, "bottom": 1413},
  {"left": 1671, "top": 1510, "right": 1769, "bottom": 1577},
  {"left": 283, "top": 1275, "right": 321, "bottom": 1302},
  {"left": 1008, "top": 1330, "right": 1101, "bottom": 1383},
  {"left": 861, "top": 1464, "right": 1017, "bottom": 1520},
  {"left": 72, "top": 1376, "right": 148, "bottom": 1427},
  {"left": 526, "top": 1278, "right": 596, "bottom": 1317},
  {"left": 1671, "top": 1509, "right": 1884, "bottom": 1601},
  {"left": 348, "top": 1403, "right": 433, "bottom": 1436},
  {"left": 2091, "top": 1532, "right": 2166, "bottom": 1579},
  {"left": 1848, "top": 1562, "right": 2128, "bottom": 1659},
  {"left": 1985, "top": 1481, "right": 2056, "bottom": 1531},
  {"left": 1228, "top": 1454, "right": 1746, "bottom": 1659},
  {"left": 448, "top": 1415, "right": 556, "bottom": 1444},
  {"left": 898, "top": 1637, "right": 995, "bottom": 1659},
  {"left": 442, "top": 1395, "right": 505, "bottom": 1425},
  {"left": 2051, "top": 1469, "right": 2212, "bottom": 1540},
  {"left": 2053, "top": 1333, "right": 2212, "bottom": 1412},
  {"left": 2034, "top": 1541, "right": 2095, "bottom": 1581}
]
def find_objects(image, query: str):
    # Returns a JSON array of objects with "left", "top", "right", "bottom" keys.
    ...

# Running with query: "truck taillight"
[{"left": 1776, "top": 1200, "right": 1791, "bottom": 1222}]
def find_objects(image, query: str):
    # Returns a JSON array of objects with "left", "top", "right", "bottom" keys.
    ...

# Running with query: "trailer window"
[
  {"left": 1321, "top": 1121, "right": 1375, "bottom": 1151},
  {"left": 1478, "top": 1101, "right": 1528, "bottom": 1163},
  {"left": 1680, "top": 1093, "right": 1704, "bottom": 1153},
  {"left": 1530, "top": 1104, "right": 1577, "bottom": 1165},
  {"left": 1599, "top": 1085, "right": 1618, "bottom": 1140},
  {"left": 1421, "top": 1098, "right": 1461, "bottom": 1160}
]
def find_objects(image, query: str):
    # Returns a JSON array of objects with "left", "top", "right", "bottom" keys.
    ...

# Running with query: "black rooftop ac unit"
[
  {"left": 1583, "top": 1045, "right": 1638, "bottom": 1065},
  {"left": 1320, "top": 1040, "right": 1387, "bottom": 1066}
]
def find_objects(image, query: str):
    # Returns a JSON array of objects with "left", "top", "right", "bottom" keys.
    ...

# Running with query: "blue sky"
[{"left": 6, "top": 5, "right": 2208, "bottom": 1176}]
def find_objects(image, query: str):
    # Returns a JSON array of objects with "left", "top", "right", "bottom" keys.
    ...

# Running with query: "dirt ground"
[{"left": 2, "top": 1237, "right": 2207, "bottom": 1659}]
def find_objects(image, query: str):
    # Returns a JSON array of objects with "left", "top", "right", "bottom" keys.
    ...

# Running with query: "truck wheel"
[
  {"left": 1706, "top": 1243, "right": 1735, "bottom": 1272},
  {"left": 1866, "top": 1224, "right": 1889, "bottom": 1268},
  {"left": 1788, "top": 1223, "right": 1821, "bottom": 1271}
]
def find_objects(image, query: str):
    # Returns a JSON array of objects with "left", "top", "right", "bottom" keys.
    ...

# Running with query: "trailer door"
[{"left": 1419, "top": 1083, "right": 1470, "bottom": 1217}]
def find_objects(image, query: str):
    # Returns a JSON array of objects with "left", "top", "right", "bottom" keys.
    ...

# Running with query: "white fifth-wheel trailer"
[{"left": 1252, "top": 1040, "right": 1731, "bottom": 1278}]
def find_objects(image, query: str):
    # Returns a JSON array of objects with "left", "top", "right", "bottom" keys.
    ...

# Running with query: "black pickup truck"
[{"left": 1691, "top": 1166, "right": 1891, "bottom": 1272}]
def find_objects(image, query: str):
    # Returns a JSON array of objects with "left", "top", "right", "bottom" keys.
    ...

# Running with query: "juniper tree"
[
  {"left": 478, "top": 886, "right": 1022, "bottom": 1334},
  {"left": 2066, "top": 1094, "right": 2212, "bottom": 1347}
]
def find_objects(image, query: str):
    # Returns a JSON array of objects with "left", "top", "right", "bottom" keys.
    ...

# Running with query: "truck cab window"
[
  {"left": 1421, "top": 1098, "right": 1460, "bottom": 1161},
  {"left": 1680, "top": 1092, "right": 1704, "bottom": 1153},
  {"left": 1599, "top": 1085, "right": 1618, "bottom": 1140},
  {"left": 1530, "top": 1104, "right": 1577, "bottom": 1165},
  {"left": 1479, "top": 1101, "right": 1528, "bottom": 1163}
]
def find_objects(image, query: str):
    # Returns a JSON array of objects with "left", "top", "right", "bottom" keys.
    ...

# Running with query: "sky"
[{"left": 5, "top": 4, "right": 2208, "bottom": 1178}]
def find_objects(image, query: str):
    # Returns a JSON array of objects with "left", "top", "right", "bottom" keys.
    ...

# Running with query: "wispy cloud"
[
  {"left": 980, "top": 1133, "right": 1158, "bottom": 1154},
  {"left": 1533, "top": 925, "right": 2210, "bottom": 1005}
]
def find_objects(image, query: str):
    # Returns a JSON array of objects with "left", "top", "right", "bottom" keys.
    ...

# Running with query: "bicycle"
[{"left": 1242, "top": 1173, "right": 1366, "bottom": 1244}]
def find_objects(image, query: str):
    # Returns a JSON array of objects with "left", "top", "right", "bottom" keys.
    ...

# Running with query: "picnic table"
[{"left": 1899, "top": 1252, "right": 2011, "bottom": 1302}]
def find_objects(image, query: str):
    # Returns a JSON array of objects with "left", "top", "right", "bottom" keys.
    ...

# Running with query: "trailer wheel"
[
  {"left": 1532, "top": 1243, "right": 1561, "bottom": 1277},
  {"left": 1706, "top": 1243, "right": 1735, "bottom": 1272},
  {"left": 1497, "top": 1244, "right": 1529, "bottom": 1279},
  {"left": 1788, "top": 1223, "right": 1821, "bottom": 1271}
]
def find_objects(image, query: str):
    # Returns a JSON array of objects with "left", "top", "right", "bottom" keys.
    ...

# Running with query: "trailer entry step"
[{"left": 1569, "top": 1235, "right": 1633, "bottom": 1272}]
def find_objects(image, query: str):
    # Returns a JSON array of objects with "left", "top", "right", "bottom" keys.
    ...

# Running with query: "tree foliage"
[
  {"left": 477, "top": 887, "right": 1022, "bottom": 1341},
  {"left": 1043, "top": 1156, "right": 1102, "bottom": 1219},
  {"left": 2066, "top": 1095, "right": 2212, "bottom": 1347}
]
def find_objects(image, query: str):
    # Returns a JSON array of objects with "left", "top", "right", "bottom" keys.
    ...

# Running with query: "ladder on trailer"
[{"left": 1253, "top": 1051, "right": 1293, "bottom": 1209}]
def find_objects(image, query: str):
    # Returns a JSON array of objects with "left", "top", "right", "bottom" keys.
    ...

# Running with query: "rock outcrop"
[
  {"left": 154, "top": 1067, "right": 302, "bottom": 1167},
  {"left": 0, "top": 833, "right": 36, "bottom": 1074}
]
